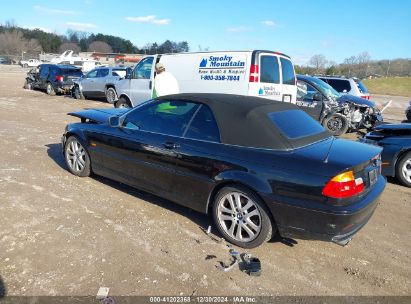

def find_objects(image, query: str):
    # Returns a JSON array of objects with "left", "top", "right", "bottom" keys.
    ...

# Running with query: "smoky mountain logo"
[
  {"left": 199, "top": 55, "right": 245, "bottom": 69},
  {"left": 259, "top": 86, "right": 281, "bottom": 96}
]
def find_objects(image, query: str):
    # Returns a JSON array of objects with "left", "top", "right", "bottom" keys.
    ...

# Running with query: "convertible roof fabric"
[{"left": 157, "top": 93, "right": 330, "bottom": 150}]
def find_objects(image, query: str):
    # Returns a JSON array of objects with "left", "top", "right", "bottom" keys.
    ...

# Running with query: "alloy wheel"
[
  {"left": 217, "top": 191, "right": 262, "bottom": 242},
  {"left": 401, "top": 158, "right": 411, "bottom": 184},
  {"left": 65, "top": 138, "right": 86, "bottom": 173}
]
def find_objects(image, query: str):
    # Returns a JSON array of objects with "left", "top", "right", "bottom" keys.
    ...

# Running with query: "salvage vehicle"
[
  {"left": 297, "top": 75, "right": 382, "bottom": 136},
  {"left": 62, "top": 93, "right": 385, "bottom": 248},
  {"left": 406, "top": 101, "right": 411, "bottom": 122},
  {"left": 112, "top": 50, "right": 297, "bottom": 108},
  {"left": 362, "top": 124, "right": 411, "bottom": 187},
  {"left": 72, "top": 66, "right": 127, "bottom": 103},
  {"left": 24, "top": 64, "right": 83, "bottom": 95},
  {"left": 19, "top": 59, "right": 41, "bottom": 68},
  {"left": 317, "top": 76, "right": 370, "bottom": 100}
]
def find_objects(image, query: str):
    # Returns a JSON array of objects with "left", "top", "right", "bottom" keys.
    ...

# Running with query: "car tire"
[
  {"left": 396, "top": 151, "right": 411, "bottom": 187},
  {"left": 73, "top": 85, "right": 84, "bottom": 100},
  {"left": 212, "top": 185, "right": 274, "bottom": 248},
  {"left": 23, "top": 64, "right": 28, "bottom": 68},
  {"left": 46, "top": 82, "right": 56, "bottom": 96},
  {"left": 115, "top": 96, "right": 131, "bottom": 108},
  {"left": 323, "top": 113, "right": 349, "bottom": 136},
  {"left": 24, "top": 79, "right": 32, "bottom": 90},
  {"left": 64, "top": 136, "right": 91, "bottom": 177},
  {"left": 105, "top": 87, "right": 118, "bottom": 104}
]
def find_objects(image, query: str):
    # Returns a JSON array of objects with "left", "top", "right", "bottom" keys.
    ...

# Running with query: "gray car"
[
  {"left": 316, "top": 76, "right": 370, "bottom": 100},
  {"left": 73, "top": 66, "right": 127, "bottom": 103}
]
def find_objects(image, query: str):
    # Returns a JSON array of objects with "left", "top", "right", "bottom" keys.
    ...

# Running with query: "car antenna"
[{"left": 323, "top": 136, "right": 336, "bottom": 164}]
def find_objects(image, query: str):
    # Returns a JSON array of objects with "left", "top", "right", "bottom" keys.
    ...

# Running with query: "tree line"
[
  {"left": 296, "top": 52, "right": 411, "bottom": 78},
  {"left": 0, "top": 22, "right": 189, "bottom": 60}
]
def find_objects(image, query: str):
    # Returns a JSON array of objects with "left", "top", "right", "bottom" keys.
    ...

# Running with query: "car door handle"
[{"left": 163, "top": 142, "right": 179, "bottom": 149}]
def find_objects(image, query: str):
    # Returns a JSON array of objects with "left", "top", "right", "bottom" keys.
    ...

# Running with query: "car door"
[
  {"left": 129, "top": 56, "right": 154, "bottom": 105},
  {"left": 279, "top": 57, "right": 297, "bottom": 103},
  {"left": 88, "top": 99, "right": 200, "bottom": 199},
  {"left": 96, "top": 68, "right": 110, "bottom": 96},
  {"left": 296, "top": 80, "right": 323, "bottom": 121},
  {"left": 81, "top": 69, "right": 98, "bottom": 97}
]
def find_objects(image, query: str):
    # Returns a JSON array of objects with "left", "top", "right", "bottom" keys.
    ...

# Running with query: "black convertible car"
[
  {"left": 363, "top": 123, "right": 411, "bottom": 187},
  {"left": 62, "top": 93, "right": 385, "bottom": 248}
]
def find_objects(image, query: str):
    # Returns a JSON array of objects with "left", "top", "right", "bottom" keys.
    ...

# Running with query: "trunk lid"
[{"left": 68, "top": 108, "right": 128, "bottom": 124}]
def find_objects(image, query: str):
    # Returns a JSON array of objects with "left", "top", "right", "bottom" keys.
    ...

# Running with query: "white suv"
[{"left": 316, "top": 76, "right": 370, "bottom": 100}]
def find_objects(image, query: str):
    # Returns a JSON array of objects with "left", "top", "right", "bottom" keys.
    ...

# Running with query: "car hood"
[
  {"left": 337, "top": 94, "right": 376, "bottom": 108},
  {"left": 68, "top": 108, "right": 128, "bottom": 124}
]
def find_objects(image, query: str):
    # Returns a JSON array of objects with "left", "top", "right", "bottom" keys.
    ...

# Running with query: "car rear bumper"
[
  {"left": 55, "top": 83, "right": 74, "bottom": 94},
  {"left": 266, "top": 176, "right": 386, "bottom": 245}
]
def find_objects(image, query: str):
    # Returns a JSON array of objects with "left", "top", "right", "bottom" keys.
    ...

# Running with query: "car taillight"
[
  {"left": 322, "top": 171, "right": 364, "bottom": 198},
  {"left": 361, "top": 95, "right": 370, "bottom": 100},
  {"left": 249, "top": 64, "right": 259, "bottom": 82},
  {"left": 56, "top": 75, "right": 64, "bottom": 82}
]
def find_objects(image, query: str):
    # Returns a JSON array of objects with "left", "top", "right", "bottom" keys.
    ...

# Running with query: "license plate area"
[{"left": 369, "top": 168, "right": 377, "bottom": 186}]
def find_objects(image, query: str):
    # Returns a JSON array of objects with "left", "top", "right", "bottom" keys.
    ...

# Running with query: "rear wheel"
[
  {"left": 105, "top": 87, "right": 118, "bottom": 104},
  {"left": 212, "top": 186, "right": 274, "bottom": 248},
  {"left": 46, "top": 82, "right": 56, "bottom": 96},
  {"left": 323, "top": 113, "right": 349, "bottom": 136},
  {"left": 64, "top": 136, "right": 91, "bottom": 177},
  {"left": 115, "top": 96, "right": 131, "bottom": 108},
  {"left": 396, "top": 152, "right": 411, "bottom": 187}
]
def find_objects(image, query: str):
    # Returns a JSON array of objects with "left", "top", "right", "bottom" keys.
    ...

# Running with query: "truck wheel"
[
  {"left": 105, "top": 87, "right": 118, "bottom": 104},
  {"left": 323, "top": 113, "right": 349, "bottom": 136},
  {"left": 115, "top": 97, "right": 131, "bottom": 108},
  {"left": 46, "top": 82, "right": 56, "bottom": 96},
  {"left": 396, "top": 152, "right": 411, "bottom": 187}
]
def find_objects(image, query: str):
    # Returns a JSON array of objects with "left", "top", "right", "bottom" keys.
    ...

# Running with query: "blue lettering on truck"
[{"left": 198, "top": 54, "right": 246, "bottom": 81}]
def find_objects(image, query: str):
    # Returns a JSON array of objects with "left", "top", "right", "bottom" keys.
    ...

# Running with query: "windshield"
[{"left": 310, "top": 77, "right": 341, "bottom": 100}]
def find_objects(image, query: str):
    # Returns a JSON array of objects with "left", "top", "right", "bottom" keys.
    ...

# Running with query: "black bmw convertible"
[{"left": 62, "top": 93, "right": 386, "bottom": 248}]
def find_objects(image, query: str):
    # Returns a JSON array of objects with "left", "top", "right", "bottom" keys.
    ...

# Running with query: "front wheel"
[
  {"left": 396, "top": 152, "right": 411, "bottom": 187},
  {"left": 115, "top": 97, "right": 131, "bottom": 108},
  {"left": 46, "top": 82, "right": 56, "bottom": 96},
  {"left": 64, "top": 136, "right": 91, "bottom": 177},
  {"left": 24, "top": 79, "right": 32, "bottom": 90},
  {"left": 105, "top": 87, "right": 118, "bottom": 104},
  {"left": 212, "top": 186, "right": 274, "bottom": 248},
  {"left": 323, "top": 113, "right": 349, "bottom": 136},
  {"left": 73, "top": 85, "right": 84, "bottom": 100}
]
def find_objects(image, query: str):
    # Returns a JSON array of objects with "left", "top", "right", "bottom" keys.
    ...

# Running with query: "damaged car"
[
  {"left": 24, "top": 64, "right": 83, "bottom": 95},
  {"left": 362, "top": 123, "right": 411, "bottom": 187},
  {"left": 296, "top": 75, "right": 383, "bottom": 136}
]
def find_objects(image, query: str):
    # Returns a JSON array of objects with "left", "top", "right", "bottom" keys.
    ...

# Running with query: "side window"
[
  {"left": 86, "top": 70, "right": 98, "bottom": 78},
  {"left": 280, "top": 58, "right": 295, "bottom": 85},
  {"left": 39, "top": 65, "right": 49, "bottom": 78},
  {"left": 184, "top": 105, "right": 220, "bottom": 142},
  {"left": 260, "top": 56, "right": 280, "bottom": 84},
  {"left": 98, "top": 69, "right": 109, "bottom": 78},
  {"left": 132, "top": 57, "right": 154, "bottom": 79},
  {"left": 123, "top": 100, "right": 200, "bottom": 137},
  {"left": 297, "top": 80, "right": 318, "bottom": 101}
]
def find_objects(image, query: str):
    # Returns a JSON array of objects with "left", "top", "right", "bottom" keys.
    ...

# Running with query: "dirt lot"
[{"left": 0, "top": 65, "right": 410, "bottom": 297}]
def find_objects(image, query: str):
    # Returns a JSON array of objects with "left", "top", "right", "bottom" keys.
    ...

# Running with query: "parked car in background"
[
  {"left": 406, "top": 101, "right": 411, "bottom": 122},
  {"left": 62, "top": 93, "right": 385, "bottom": 248},
  {"left": 0, "top": 57, "right": 8, "bottom": 64},
  {"left": 297, "top": 75, "right": 382, "bottom": 135},
  {"left": 362, "top": 124, "right": 411, "bottom": 187},
  {"left": 19, "top": 59, "right": 41, "bottom": 68},
  {"left": 72, "top": 66, "right": 127, "bottom": 103},
  {"left": 24, "top": 64, "right": 83, "bottom": 95},
  {"left": 317, "top": 76, "right": 370, "bottom": 100},
  {"left": 113, "top": 50, "right": 297, "bottom": 108}
]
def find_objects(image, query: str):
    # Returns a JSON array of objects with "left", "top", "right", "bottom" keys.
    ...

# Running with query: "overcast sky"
[{"left": 1, "top": 0, "right": 410, "bottom": 64}]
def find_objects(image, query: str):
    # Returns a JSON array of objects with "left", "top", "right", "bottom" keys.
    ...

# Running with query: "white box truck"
[{"left": 113, "top": 50, "right": 297, "bottom": 108}]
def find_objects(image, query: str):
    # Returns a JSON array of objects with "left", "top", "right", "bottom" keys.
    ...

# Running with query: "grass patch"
[{"left": 363, "top": 77, "right": 411, "bottom": 96}]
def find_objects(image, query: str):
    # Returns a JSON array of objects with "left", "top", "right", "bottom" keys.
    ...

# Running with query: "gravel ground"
[{"left": 0, "top": 65, "right": 410, "bottom": 297}]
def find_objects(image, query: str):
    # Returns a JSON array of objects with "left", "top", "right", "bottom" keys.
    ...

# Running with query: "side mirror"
[
  {"left": 125, "top": 68, "right": 132, "bottom": 79},
  {"left": 108, "top": 116, "right": 120, "bottom": 127},
  {"left": 313, "top": 92, "right": 323, "bottom": 101}
]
